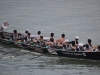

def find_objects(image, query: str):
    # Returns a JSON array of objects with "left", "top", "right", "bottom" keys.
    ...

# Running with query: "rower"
[
  {"left": 75, "top": 36, "right": 79, "bottom": 46},
  {"left": 63, "top": 39, "right": 70, "bottom": 49},
  {"left": 45, "top": 38, "right": 56, "bottom": 48},
  {"left": 36, "top": 31, "right": 41, "bottom": 39},
  {"left": 84, "top": 39, "right": 93, "bottom": 51},
  {"left": 11, "top": 30, "right": 21, "bottom": 41},
  {"left": 0, "top": 21, "right": 9, "bottom": 38},
  {"left": 23, "top": 29, "right": 29, "bottom": 37},
  {"left": 87, "top": 39, "right": 93, "bottom": 49},
  {"left": 50, "top": 33, "right": 54, "bottom": 38},
  {"left": 77, "top": 43, "right": 84, "bottom": 51},
  {"left": 71, "top": 42, "right": 84, "bottom": 51},
  {"left": 31, "top": 31, "right": 41, "bottom": 40},
  {"left": 34, "top": 36, "right": 44, "bottom": 46},
  {"left": 24, "top": 33, "right": 32, "bottom": 43},
  {"left": 71, "top": 41, "right": 77, "bottom": 51},
  {"left": 56, "top": 34, "right": 65, "bottom": 47},
  {"left": 43, "top": 33, "right": 55, "bottom": 41},
  {"left": 84, "top": 39, "right": 99, "bottom": 52}
]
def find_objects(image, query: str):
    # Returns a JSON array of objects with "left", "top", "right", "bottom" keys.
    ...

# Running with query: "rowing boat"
[{"left": 0, "top": 31, "right": 100, "bottom": 60}]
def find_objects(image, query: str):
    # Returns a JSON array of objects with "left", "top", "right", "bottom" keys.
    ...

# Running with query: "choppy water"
[
  {"left": 0, "top": 44, "right": 100, "bottom": 75},
  {"left": 0, "top": 0, "right": 100, "bottom": 75}
]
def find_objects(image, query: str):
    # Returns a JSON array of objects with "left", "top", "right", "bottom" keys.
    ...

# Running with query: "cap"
[
  {"left": 26, "top": 29, "right": 29, "bottom": 31},
  {"left": 75, "top": 36, "right": 79, "bottom": 39}
]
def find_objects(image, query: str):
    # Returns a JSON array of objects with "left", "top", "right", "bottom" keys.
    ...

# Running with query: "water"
[
  {"left": 0, "top": 45, "right": 100, "bottom": 75},
  {"left": 0, "top": 0, "right": 100, "bottom": 75}
]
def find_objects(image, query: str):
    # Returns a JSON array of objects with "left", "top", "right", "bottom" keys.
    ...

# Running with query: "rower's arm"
[{"left": 71, "top": 45, "right": 76, "bottom": 50}]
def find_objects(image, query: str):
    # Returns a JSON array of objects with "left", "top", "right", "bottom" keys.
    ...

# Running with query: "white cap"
[
  {"left": 26, "top": 29, "right": 29, "bottom": 31},
  {"left": 64, "top": 39, "right": 69, "bottom": 42},
  {"left": 75, "top": 36, "right": 79, "bottom": 39},
  {"left": 79, "top": 43, "right": 83, "bottom": 47}
]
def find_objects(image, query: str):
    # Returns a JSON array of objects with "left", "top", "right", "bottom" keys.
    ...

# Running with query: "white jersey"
[
  {"left": 27, "top": 37, "right": 31, "bottom": 42},
  {"left": 22, "top": 33, "right": 27, "bottom": 37},
  {"left": 30, "top": 35, "right": 40, "bottom": 39},
  {"left": 43, "top": 37, "right": 50, "bottom": 41},
  {"left": 0, "top": 24, "right": 7, "bottom": 32},
  {"left": 13, "top": 34, "right": 19, "bottom": 39}
]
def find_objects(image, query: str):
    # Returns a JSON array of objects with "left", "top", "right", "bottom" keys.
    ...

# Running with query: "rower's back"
[
  {"left": 56, "top": 34, "right": 65, "bottom": 46},
  {"left": 70, "top": 41, "right": 77, "bottom": 51}
]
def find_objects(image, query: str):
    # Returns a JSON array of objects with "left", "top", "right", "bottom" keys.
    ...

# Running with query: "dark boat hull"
[
  {"left": 55, "top": 50, "right": 100, "bottom": 60},
  {"left": 1, "top": 33, "right": 100, "bottom": 60},
  {"left": 42, "top": 47, "right": 49, "bottom": 53}
]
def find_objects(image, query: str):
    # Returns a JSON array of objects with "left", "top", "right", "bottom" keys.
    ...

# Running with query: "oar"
[
  {"left": 49, "top": 50, "right": 57, "bottom": 55},
  {"left": 1, "top": 48, "right": 29, "bottom": 57},
  {"left": 2, "top": 49, "right": 20, "bottom": 55},
  {"left": 5, "top": 49, "right": 43, "bottom": 59},
  {"left": 28, "top": 55, "right": 43, "bottom": 60},
  {"left": 0, "top": 45, "right": 13, "bottom": 51},
  {"left": 0, "top": 44, "right": 22, "bottom": 55},
  {"left": 0, "top": 47, "right": 5, "bottom": 49},
  {"left": 44, "top": 46, "right": 58, "bottom": 55}
]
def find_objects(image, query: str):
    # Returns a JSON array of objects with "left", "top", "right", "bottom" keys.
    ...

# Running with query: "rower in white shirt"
[
  {"left": 31, "top": 31, "right": 41, "bottom": 40},
  {"left": 0, "top": 21, "right": 9, "bottom": 32},
  {"left": 0, "top": 21, "right": 9, "bottom": 38}
]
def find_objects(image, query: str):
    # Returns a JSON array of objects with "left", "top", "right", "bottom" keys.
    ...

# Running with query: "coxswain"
[{"left": 0, "top": 21, "right": 9, "bottom": 32}]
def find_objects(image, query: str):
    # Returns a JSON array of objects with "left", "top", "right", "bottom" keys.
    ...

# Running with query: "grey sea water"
[{"left": 0, "top": 0, "right": 100, "bottom": 75}]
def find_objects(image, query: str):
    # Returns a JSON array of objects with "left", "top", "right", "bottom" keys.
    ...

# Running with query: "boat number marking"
[{"left": 82, "top": 53, "right": 86, "bottom": 56}]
